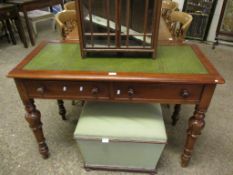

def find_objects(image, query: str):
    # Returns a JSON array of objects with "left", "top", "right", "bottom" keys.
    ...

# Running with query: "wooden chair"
[
  {"left": 169, "top": 11, "right": 193, "bottom": 39},
  {"left": 161, "top": 0, "right": 178, "bottom": 24},
  {"left": 64, "top": 1, "right": 75, "bottom": 10},
  {"left": 55, "top": 10, "right": 77, "bottom": 40}
]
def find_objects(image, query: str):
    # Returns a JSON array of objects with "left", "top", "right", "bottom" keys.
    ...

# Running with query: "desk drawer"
[
  {"left": 24, "top": 80, "right": 110, "bottom": 100},
  {"left": 112, "top": 83, "right": 203, "bottom": 102}
]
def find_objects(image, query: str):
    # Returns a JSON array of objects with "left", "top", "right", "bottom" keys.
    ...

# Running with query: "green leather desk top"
[{"left": 23, "top": 43, "right": 208, "bottom": 74}]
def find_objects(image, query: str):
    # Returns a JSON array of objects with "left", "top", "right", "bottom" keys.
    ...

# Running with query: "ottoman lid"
[{"left": 74, "top": 102, "right": 167, "bottom": 143}]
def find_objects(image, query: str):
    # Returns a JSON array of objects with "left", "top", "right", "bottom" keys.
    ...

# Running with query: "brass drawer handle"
[
  {"left": 180, "top": 89, "right": 190, "bottom": 98},
  {"left": 91, "top": 87, "right": 99, "bottom": 95},
  {"left": 128, "top": 88, "right": 135, "bottom": 97}
]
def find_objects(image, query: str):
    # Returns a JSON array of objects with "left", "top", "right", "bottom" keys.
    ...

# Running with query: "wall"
[
  {"left": 172, "top": 0, "right": 185, "bottom": 11},
  {"left": 207, "top": 0, "right": 224, "bottom": 42}
]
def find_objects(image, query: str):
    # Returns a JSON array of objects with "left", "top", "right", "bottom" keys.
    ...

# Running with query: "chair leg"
[
  {"left": 212, "top": 39, "right": 218, "bottom": 49},
  {"left": 171, "top": 104, "right": 181, "bottom": 126},
  {"left": 1, "top": 20, "right": 11, "bottom": 43},
  {"left": 49, "top": 6, "right": 54, "bottom": 13}
]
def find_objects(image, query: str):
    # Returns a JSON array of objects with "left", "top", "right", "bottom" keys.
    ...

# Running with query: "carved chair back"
[
  {"left": 55, "top": 10, "right": 77, "bottom": 39},
  {"left": 169, "top": 11, "right": 193, "bottom": 39},
  {"left": 161, "top": 0, "right": 178, "bottom": 23},
  {"left": 64, "top": 1, "right": 76, "bottom": 10}
]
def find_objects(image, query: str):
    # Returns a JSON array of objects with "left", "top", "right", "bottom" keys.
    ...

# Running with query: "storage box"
[{"left": 74, "top": 102, "right": 167, "bottom": 173}]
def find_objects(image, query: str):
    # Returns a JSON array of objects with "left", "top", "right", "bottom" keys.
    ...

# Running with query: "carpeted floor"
[{"left": 0, "top": 23, "right": 233, "bottom": 175}]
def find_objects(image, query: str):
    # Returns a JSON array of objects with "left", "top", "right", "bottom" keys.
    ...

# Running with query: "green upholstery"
[
  {"left": 74, "top": 102, "right": 167, "bottom": 170},
  {"left": 24, "top": 43, "right": 208, "bottom": 74},
  {"left": 74, "top": 102, "right": 167, "bottom": 142},
  {"left": 77, "top": 140, "right": 165, "bottom": 169}
]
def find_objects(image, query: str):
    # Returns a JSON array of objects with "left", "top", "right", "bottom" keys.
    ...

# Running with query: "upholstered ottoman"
[{"left": 74, "top": 102, "right": 167, "bottom": 173}]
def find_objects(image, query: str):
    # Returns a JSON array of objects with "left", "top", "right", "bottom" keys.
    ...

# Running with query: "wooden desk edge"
[{"left": 7, "top": 40, "right": 225, "bottom": 85}]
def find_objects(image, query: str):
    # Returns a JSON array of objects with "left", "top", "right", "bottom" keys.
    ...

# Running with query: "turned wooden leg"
[
  {"left": 181, "top": 106, "right": 205, "bottom": 167},
  {"left": 24, "top": 99, "right": 49, "bottom": 158},
  {"left": 57, "top": 100, "right": 66, "bottom": 120},
  {"left": 171, "top": 104, "right": 181, "bottom": 126}
]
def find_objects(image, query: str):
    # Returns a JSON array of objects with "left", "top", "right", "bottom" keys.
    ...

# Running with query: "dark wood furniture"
[
  {"left": 7, "top": 40, "right": 224, "bottom": 167},
  {"left": 6, "top": 0, "right": 64, "bottom": 46},
  {"left": 75, "top": 0, "right": 162, "bottom": 58},
  {"left": 0, "top": 3, "right": 27, "bottom": 47},
  {"left": 213, "top": 0, "right": 233, "bottom": 48},
  {"left": 0, "top": 20, "right": 11, "bottom": 43}
]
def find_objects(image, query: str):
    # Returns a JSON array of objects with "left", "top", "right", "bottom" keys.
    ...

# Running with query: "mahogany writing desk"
[{"left": 7, "top": 40, "right": 224, "bottom": 167}]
